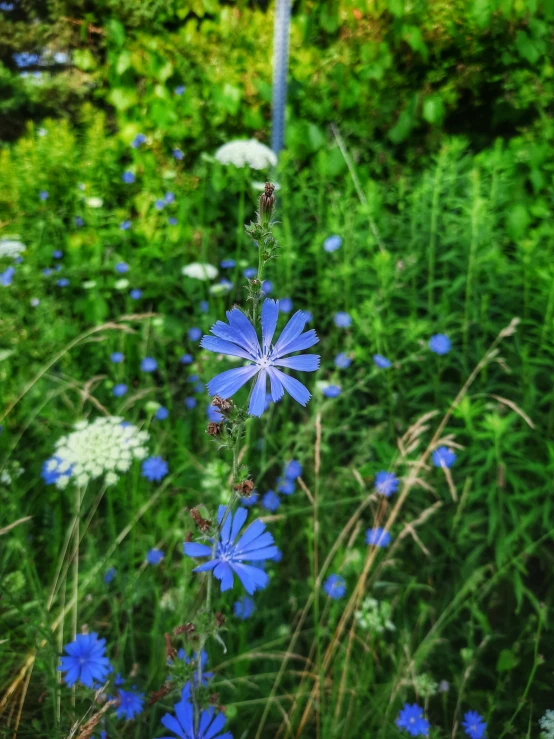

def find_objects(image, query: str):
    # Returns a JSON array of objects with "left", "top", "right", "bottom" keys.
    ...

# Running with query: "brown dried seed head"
[
  {"left": 212, "top": 396, "right": 233, "bottom": 414},
  {"left": 190, "top": 507, "right": 212, "bottom": 532},
  {"left": 164, "top": 632, "right": 177, "bottom": 660},
  {"left": 148, "top": 684, "right": 172, "bottom": 705},
  {"left": 215, "top": 611, "right": 226, "bottom": 627},
  {"left": 234, "top": 479, "right": 255, "bottom": 496},
  {"left": 207, "top": 422, "right": 222, "bottom": 437}
]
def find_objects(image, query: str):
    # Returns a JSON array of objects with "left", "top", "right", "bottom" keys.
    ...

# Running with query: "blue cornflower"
[
  {"left": 160, "top": 684, "right": 231, "bottom": 739},
  {"left": 115, "top": 262, "right": 129, "bottom": 273},
  {"left": 184, "top": 397, "right": 197, "bottom": 409},
  {"left": 115, "top": 689, "right": 144, "bottom": 720},
  {"left": 14, "top": 52, "right": 40, "bottom": 67},
  {"left": 334, "top": 312, "right": 352, "bottom": 328},
  {"left": 141, "top": 456, "right": 168, "bottom": 482},
  {"left": 373, "top": 354, "right": 392, "bottom": 369},
  {"left": 147, "top": 548, "right": 165, "bottom": 565},
  {"left": 155, "top": 199, "right": 165, "bottom": 210},
  {"left": 220, "top": 259, "right": 236, "bottom": 269},
  {"left": 322, "top": 385, "right": 341, "bottom": 398},
  {"left": 57, "top": 278, "right": 70, "bottom": 287},
  {"left": 188, "top": 327, "right": 202, "bottom": 341},
  {"left": 234, "top": 595, "right": 255, "bottom": 619},
  {"left": 113, "top": 384, "right": 127, "bottom": 397},
  {"left": 262, "top": 279, "right": 273, "bottom": 294},
  {"left": 130, "top": 289, "right": 142, "bottom": 299},
  {"left": 462, "top": 711, "right": 486, "bottom": 739},
  {"left": 43, "top": 268, "right": 53, "bottom": 276},
  {"left": 173, "top": 148, "right": 184, "bottom": 161},
  {"left": 201, "top": 299, "right": 319, "bottom": 417},
  {"left": 164, "top": 192, "right": 175, "bottom": 204},
  {"left": 277, "top": 477, "right": 295, "bottom": 495},
  {"left": 175, "top": 85, "right": 186, "bottom": 95},
  {"left": 244, "top": 267, "right": 257, "bottom": 279},
  {"left": 219, "top": 278, "right": 233, "bottom": 291},
  {"left": 53, "top": 249, "right": 63, "bottom": 259},
  {"left": 279, "top": 297, "right": 293, "bottom": 313},
  {"left": 375, "top": 471, "right": 399, "bottom": 497},
  {"left": 429, "top": 333, "right": 451, "bottom": 355},
  {"left": 181, "top": 354, "right": 193, "bottom": 365},
  {"left": 131, "top": 133, "right": 147, "bottom": 148},
  {"left": 199, "top": 300, "right": 209, "bottom": 313},
  {"left": 323, "top": 574, "right": 346, "bottom": 599},
  {"left": 122, "top": 171, "right": 135, "bottom": 184},
  {"left": 168, "top": 217, "right": 178, "bottom": 226},
  {"left": 285, "top": 460, "right": 302, "bottom": 480},
  {"left": 324, "top": 234, "right": 342, "bottom": 252},
  {"left": 184, "top": 505, "right": 278, "bottom": 594},
  {"left": 262, "top": 490, "right": 280, "bottom": 512},
  {"left": 120, "top": 220, "right": 131, "bottom": 231},
  {"left": 104, "top": 567, "right": 116, "bottom": 583},
  {"left": 1, "top": 267, "right": 15, "bottom": 286},
  {"left": 74, "top": 216, "right": 84, "bottom": 227},
  {"left": 366, "top": 527, "right": 391, "bottom": 547},
  {"left": 39, "top": 190, "right": 49, "bottom": 201},
  {"left": 432, "top": 446, "right": 456, "bottom": 468},
  {"left": 155, "top": 406, "right": 169, "bottom": 420},
  {"left": 141, "top": 357, "right": 157, "bottom": 372},
  {"left": 193, "top": 382, "right": 204, "bottom": 393},
  {"left": 115, "top": 672, "right": 125, "bottom": 685},
  {"left": 58, "top": 633, "right": 112, "bottom": 688},
  {"left": 396, "top": 703, "right": 429, "bottom": 736},
  {"left": 111, "top": 352, "right": 124, "bottom": 363},
  {"left": 335, "top": 352, "right": 351, "bottom": 369}
]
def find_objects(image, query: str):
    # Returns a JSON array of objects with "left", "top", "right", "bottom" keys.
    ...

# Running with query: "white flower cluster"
[
  {"left": 0, "top": 238, "right": 26, "bottom": 259},
  {"left": 354, "top": 597, "right": 395, "bottom": 635},
  {"left": 47, "top": 417, "right": 149, "bottom": 489},
  {"left": 540, "top": 710, "right": 554, "bottom": 739},
  {"left": 181, "top": 262, "right": 218, "bottom": 281},
  {"left": 214, "top": 139, "right": 277, "bottom": 170}
]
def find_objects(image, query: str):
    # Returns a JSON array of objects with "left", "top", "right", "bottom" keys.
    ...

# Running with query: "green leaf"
[
  {"left": 73, "top": 49, "right": 96, "bottom": 71},
  {"left": 496, "top": 648, "right": 519, "bottom": 673},
  {"left": 423, "top": 95, "right": 445, "bottom": 125},
  {"left": 108, "top": 19, "right": 126, "bottom": 47},
  {"left": 108, "top": 88, "right": 138, "bottom": 111}
]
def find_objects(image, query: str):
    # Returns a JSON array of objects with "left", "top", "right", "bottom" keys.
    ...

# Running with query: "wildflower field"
[{"left": 2, "top": 1, "right": 554, "bottom": 738}]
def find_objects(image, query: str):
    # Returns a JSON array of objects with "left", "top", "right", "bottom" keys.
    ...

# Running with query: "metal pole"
[{"left": 271, "top": 0, "right": 291, "bottom": 155}]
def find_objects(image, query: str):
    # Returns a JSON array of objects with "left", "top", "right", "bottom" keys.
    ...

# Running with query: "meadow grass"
[{"left": 0, "top": 118, "right": 553, "bottom": 738}]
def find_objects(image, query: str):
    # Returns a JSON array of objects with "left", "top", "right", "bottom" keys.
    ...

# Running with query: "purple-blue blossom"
[
  {"left": 183, "top": 505, "right": 279, "bottom": 594},
  {"left": 155, "top": 406, "right": 169, "bottom": 420},
  {"left": 58, "top": 633, "right": 111, "bottom": 688},
  {"left": 1, "top": 267, "right": 15, "bottom": 286},
  {"left": 322, "top": 385, "right": 341, "bottom": 398},
  {"left": 324, "top": 234, "right": 342, "bottom": 252},
  {"left": 159, "top": 684, "right": 231, "bottom": 739},
  {"left": 188, "top": 327, "right": 202, "bottom": 342},
  {"left": 201, "top": 299, "right": 320, "bottom": 417},
  {"left": 335, "top": 352, "right": 351, "bottom": 369},
  {"left": 181, "top": 354, "right": 193, "bottom": 365},
  {"left": 462, "top": 710, "right": 486, "bottom": 739},
  {"left": 366, "top": 527, "right": 391, "bottom": 547},
  {"left": 432, "top": 446, "right": 456, "bottom": 468},
  {"left": 173, "top": 148, "right": 184, "bottom": 161},
  {"left": 115, "top": 689, "right": 144, "bottom": 720},
  {"left": 115, "top": 262, "right": 129, "bottom": 273},
  {"left": 184, "top": 397, "right": 196, "bottom": 409},
  {"left": 122, "top": 171, "right": 135, "bottom": 184},
  {"left": 334, "top": 312, "right": 352, "bottom": 328},
  {"left": 234, "top": 595, "right": 255, "bottom": 619},
  {"left": 429, "top": 333, "right": 451, "bottom": 355},
  {"left": 262, "top": 490, "right": 280, "bottom": 512},
  {"left": 373, "top": 354, "right": 392, "bottom": 369},
  {"left": 279, "top": 297, "right": 293, "bottom": 313},
  {"left": 141, "top": 357, "right": 157, "bottom": 372},
  {"left": 323, "top": 574, "right": 346, "bottom": 599},
  {"left": 141, "top": 456, "right": 168, "bottom": 482},
  {"left": 396, "top": 703, "right": 429, "bottom": 736},
  {"left": 146, "top": 548, "right": 165, "bottom": 565},
  {"left": 111, "top": 352, "right": 124, "bottom": 363},
  {"left": 130, "top": 289, "right": 142, "bottom": 299},
  {"left": 113, "top": 384, "right": 127, "bottom": 397},
  {"left": 374, "top": 471, "right": 399, "bottom": 497}
]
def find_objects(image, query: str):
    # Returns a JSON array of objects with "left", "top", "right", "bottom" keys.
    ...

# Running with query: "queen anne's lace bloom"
[
  {"left": 215, "top": 139, "right": 277, "bottom": 170},
  {"left": 540, "top": 709, "right": 554, "bottom": 739},
  {"left": 182, "top": 262, "right": 218, "bottom": 281},
  {"left": 44, "top": 417, "right": 149, "bottom": 489},
  {"left": 0, "top": 238, "right": 26, "bottom": 259}
]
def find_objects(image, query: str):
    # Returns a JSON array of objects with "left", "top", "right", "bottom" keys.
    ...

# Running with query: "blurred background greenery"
[{"left": 1, "top": 1, "right": 554, "bottom": 738}]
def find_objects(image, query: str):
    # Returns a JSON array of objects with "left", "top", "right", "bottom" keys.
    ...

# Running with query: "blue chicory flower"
[
  {"left": 261, "top": 490, "right": 280, "bottom": 512},
  {"left": 334, "top": 352, "right": 351, "bottom": 369},
  {"left": 115, "top": 689, "right": 144, "bottom": 720},
  {"left": 462, "top": 710, "right": 486, "bottom": 739},
  {"left": 57, "top": 278, "right": 70, "bottom": 287},
  {"left": 39, "top": 190, "right": 49, "bottom": 201},
  {"left": 334, "top": 312, "right": 352, "bottom": 328},
  {"left": 396, "top": 703, "right": 430, "bottom": 736},
  {"left": 1, "top": 267, "right": 15, "bottom": 286},
  {"left": 164, "top": 192, "right": 175, "bottom": 204},
  {"left": 323, "top": 234, "right": 342, "bottom": 252},
  {"left": 374, "top": 471, "right": 399, "bottom": 497},
  {"left": 120, "top": 220, "right": 131, "bottom": 231},
  {"left": 141, "top": 357, "right": 157, "bottom": 372},
  {"left": 244, "top": 267, "right": 257, "bottom": 279},
  {"left": 131, "top": 133, "right": 147, "bottom": 148},
  {"left": 155, "top": 199, "right": 165, "bottom": 210},
  {"left": 183, "top": 505, "right": 279, "bottom": 594},
  {"left": 155, "top": 406, "right": 169, "bottom": 420},
  {"left": 201, "top": 299, "right": 319, "bottom": 417},
  {"left": 104, "top": 567, "right": 116, "bottom": 583},
  {"left": 173, "top": 148, "right": 184, "bottom": 161},
  {"left": 323, "top": 574, "right": 346, "bottom": 599},
  {"left": 146, "top": 548, "right": 165, "bottom": 565},
  {"left": 262, "top": 279, "right": 273, "bottom": 294},
  {"left": 188, "top": 327, "right": 202, "bottom": 342},
  {"left": 184, "top": 397, "right": 197, "bottom": 409},
  {"left": 277, "top": 477, "right": 295, "bottom": 495},
  {"left": 322, "top": 385, "right": 341, "bottom": 398},
  {"left": 53, "top": 250, "right": 63, "bottom": 259},
  {"left": 284, "top": 460, "right": 302, "bottom": 480},
  {"left": 168, "top": 217, "right": 178, "bottom": 226},
  {"left": 432, "top": 446, "right": 456, "bottom": 468},
  {"left": 122, "top": 171, "right": 135, "bottom": 184},
  {"left": 175, "top": 85, "right": 186, "bottom": 95},
  {"left": 199, "top": 300, "right": 209, "bottom": 313},
  {"left": 42, "top": 455, "right": 72, "bottom": 485},
  {"left": 115, "top": 262, "right": 129, "bottom": 273},
  {"left": 111, "top": 352, "right": 124, "bottom": 363},
  {"left": 159, "top": 684, "right": 231, "bottom": 739},
  {"left": 58, "top": 633, "right": 112, "bottom": 688},
  {"left": 74, "top": 216, "right": 84, "bottom": 227},
  {"left": 180, "top": 354, "right": 193, "bottom": 365},
  {"left": 141, "top": 456, "right": 168, "bottom": 482},
  {"left": 429, "top": 333, "right": 451, "bottom": 355},
  {"left": 130, "top": 289, "right": 142, "bottom": 299},
  {"left": 234, "top": 595, "right": 255, "bottom": 619},
  {"left": 240, "top": 492, "right": 259, "bottom": 507},
  {"left": 373, "top": 354, "right": 392, "bottom": 369},
  {"left": 279, "top": 297, "right": 293, "bottom": 313},
  {"left": 366, "top": 527, "right": 391, "bottom": 547},
  {"left": 113, "top": 384, "right": 127, "bottom": 397},
  {"left": 220, "top": 259, "right": 236, "bottom": 269}
]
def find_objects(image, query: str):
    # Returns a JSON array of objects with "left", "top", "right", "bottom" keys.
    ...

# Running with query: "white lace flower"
[
  {"left": 181, "top": 262, "right": 218, "bottom": 280},
  {"left": 540, "top": 710, "right": 554, "bottom": 739},
  {"left": 355, "top": 597, "right": 395, "bottom": 635},
  {"left": 0, "top": 238, "right": 26, "bottom": 259},
  {"left": 44, "top": 417, "right": 149, "bottom": 489},
  {"left": 86, "top": 197, "right": 103, "bottom": 208},
  {"left": 215, "top": 139, "right": 277, "bottom": 170}
]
